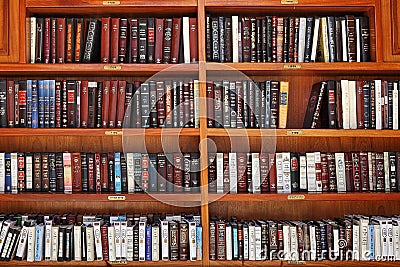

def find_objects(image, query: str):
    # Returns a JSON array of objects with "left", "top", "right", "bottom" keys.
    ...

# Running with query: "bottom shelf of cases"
[{"left": 209, "top": 260, "right": 400, "bottom": 266}]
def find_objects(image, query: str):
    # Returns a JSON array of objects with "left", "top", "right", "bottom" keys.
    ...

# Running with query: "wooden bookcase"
[{"left": 0, "top": 0, "right": 398, "bottom": 266}]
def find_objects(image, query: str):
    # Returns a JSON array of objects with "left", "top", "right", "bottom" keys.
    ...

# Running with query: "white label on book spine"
[
  {"left": 73, "top": 225, "right": 81, "bottom": 261},
  {"left": 183, "top": 17, "right": 190, "bottom": 64},
  {"left": 255, "top": 224, "right": 262, "bottom": 260},
  {"left": 299, "top": 154, "right": 307, "bottom": 190},
  {"left": 126, "top": 225, "right": 134, "bottom": 261},
  {"left": 341, "top": 80, "right": 350, "bottom": 129},
  {"left": 306, "top": 152, "right": 316, "bottom": 192},
  {"left": 108, "top": 226, "right": 116, "bottom": 261},
  {"left": 226, "top": 224, "right": 232, "bottom": 260},
  {"left": 335, "top": 153, "right": 346, "bottom": 192},
  {"left": 161, "top": 221, "right": 169, "bottom": 261},
  {"left": 138, "top": 222, "right": 146, "bottom": 261},
  {"left": 0, "top": 153, "right": 4, "bottom": 193},
  {"left": 375, "top": 80, "right": 382, "bottom": 130},
  {"left": 248, "top": 224, "right": 255, "bottom": 260},
  {"left": 10, "top": 153, "right": 18, "bottom": 193},
  {"left": 86, "top": 226, "right": 95, "bottom": 261},
  {"left": 44, "top": 220, "right": 52, "bottom": 260},
  {"left": 216, "top": 153, "right": 224, "bottom": 194},
  {"left": 93, "top": 221, "right": 103, "bottom": 261},
  {"left": 152, "top": 224, "right": 159, "bottom": 261},
  {"left": 232, "top": 16, "right": 239, "bottom": 62},
  {"left": 252, "top": 153, "right": 261, "bottom": 193},
  {"left": 26, "top": 225, "right": 36, "bottom": 262},
  {"left": 113, "top": 221, "right": 121, "bottom": 260},
  {"left": 282, "top": 152, "right": 291, "bottom": 193},
  {"left": 120, "top": 221, "right": 127, "bottom": 260},
  {"left": 188, "top": 221, "right": 197, "bottom": 261},
  {"left": 348, "top": 80, "right": 357, "bottom": 129}
]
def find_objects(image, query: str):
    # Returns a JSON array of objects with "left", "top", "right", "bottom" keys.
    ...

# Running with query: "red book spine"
[
  {"left": 116, "top": 80, "right": 126, "bottom": 128},
  {"left": 80, "top": 80, "right": 89, "bottom": 128},
  {"left": 173, "top": 153, "right": 183, "bottom": 192},
  {"left": 163, "top": 18, "right": 173, "bottom": 63},
  {"left": 269, "top": 153, "right": 277, "bottom": 192},
  {"left": 88, "top": 153, "right": 95, "bottom": 192},
  {"left": 118, "top": 18, "right": 128, "bottom": 63},
  {"left": 320, "top": 152, "right": 329, "bottom": 192},
  {"left": 102, "top": 80, "right": 110, "bottom": 128},
  {"left": 50, "top": 18, "right": 57, "bottom": 63},
  {"left": 43, "top": 18, "right": 51, "bottom": 63},
  {"left": 56, "top": 18, "right": 66, "bottom": 63},
  {"left": 100, "top": 153, "right": 109, "bottom": 192},
  {"left": 189, "top": 18, "right": 198, "bottom": 63},
  {"left": 67, "top": 81, "right": 76, "bottom": 128},
  {"left": 108, "top": 80, "right": 118, "bottom": 128},
  {"left": 55, "top": 81, "right": 62, "bottom": 128},
  {"left": 100, "top": 225, "right": 109, "bottom": 261},
  {"left": 170, "top": 18, "right": 182, "bottom": 64},
  {"left": 147, "top": 18, "right": 155, "bottom": 63},
  {"left": 7, "top": 80, "right": 14, "bottom": 127},
  {"left": 154, "top": 18, "right": 164, "bottom": 64},
  {"left": 237, "top": 153, "right": 247, "bottom": 192},
  {"left": 101, "top": 17, "right": 111, "bottom": 63},
  {"left": 66, "top": 18, "right": 75, "bottom": 63},
  {"left": 95, "top": 153, "right": 101, "bottom": 193},
  {"left": 72, "top": 152, "right": 82, "bottom": 192},
  {"left": 110, "top": 18, "right": 120, "bottom": 63},
  {"left": 129, "top": 19, "right": 138, "bottom": 63},
  {"left": 356, "top": 81, "right": 364, "bottom": 129}
]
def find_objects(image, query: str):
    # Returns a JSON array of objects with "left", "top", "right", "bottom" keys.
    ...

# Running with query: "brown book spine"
[
  {"left": 87, "top": 82, "right": 97, "bottom": 128},
  {"left": 242, "top": 17, "right": 251, "bottom": 62},
  {"left": 87, "top": 153, "right": 95, "bottom": 192},
  {"left": 320, "top": 152, "right": 329, "bottom": 192},
  {"left": 80, "top": 80, "right": 89, "bottom": 128},
  {"left": 260, "top": 152, "right": 270, "bottom": 192},
  {"left": 179, "top": 221, "right": 189, "bottom": 260},
  {"left": 118, "top": 18, "right": 128, "bottom": 63},
  {"left": 154, "top": 18, "right": 164, "bottom": 64},
  {"left": 100, "top": 153, "right": 109, "bottom": 192},
  {"left": 269, "top": 153, "right": 277, "bottom": 192},
  {"left": 101, "top": 17, "right": 111, "bottom": 63},
  {"left": 95, "top": 153, "right": 101, "bottom": 193},
  {"left": 57, "top": 18, "right": 66, "bottom": 63},
  {"left": 116, "top": 80, "right": 126, "bottom": 128},
  {"left": 288, "top": 17, "right": 295, "bottom": 62},
  {"left": 216, "top": 221, "right": 226, "bottom": 260},
  {"left": 346, "top": 15, "right": 356, "bottom": 62},
  {"left": 108, "top": 80, "right": 118, "bottom": 128},
  {"left": 43, "top": 18, "right": 51, "bottom": 63},
  {"left": 7, "top": 80, "right": 14, "bottom": 127},
  {"left": 41, "top": 153, "right": 50, "bottom": 192},
  {"left": 102, "top": 80, "right": 110, "bottom": 128},
  {"left": 72, "top": 152, "right": 82, "bottom": 192},
  {"left": 359, "top": 151, "right": 369, "bottom": 191},
  {"left": 344, "top": 152, "right": 354, "bottom": 192},
  {"left": 189, "top": 18, "right": 198, "bottom": 63},
  {"left": 129, "top": 19, "right": 138, "bottom": 63},
  {"left": 50, "top": 18, "right": 57, "bottom": 63},
  {"left": 170, "top": 18, "right": 182, "bottom": 64},
  {"left": 173, "top": 153, "right": 183, "bottom": 192},
  {"left": 33, "top": 152, "right": 42, "bottom": 192},
  {"left": 383, "top": 80, "right": 389, "bottom": 129},
  {"left": 110, "top": 18, "right": 120, "bottom": 64},
  {"left": 100, "top": 224, "right": 109, "bottom": 261},
  {"left": 66, "top": 18, "right": 75, "bottom": 63},
  {"left": 375, "top": 152, "right": 385, "bottom": 192},
  {"left": 163, "top": 18, "right": 173, "bottom": 63}
]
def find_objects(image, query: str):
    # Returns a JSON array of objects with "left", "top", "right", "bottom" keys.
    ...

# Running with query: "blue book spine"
[
  {"left": 196, "top": 226, "right": 202, "bottom": 260},
  {"left": 145, "top": 224, "right": 152, "bottom": 261},
  {"left": 31, "top": 80, "right": 38, "bottom": 128},
  {"left": 44, "top": 80, "right": 50, "bottom": 128},
  {"left": 49, "top": 80, "right": 56, "bottom": 128},
  {"left": 265, "top": 81, "right": 271, "bottom": 129},
  {"left": 148, "top": 154, "right": 157, "bottom": 192},
  {"left": 369, "top": 224, "right": 375, "bottom": 260},
  {"left": 26, "top": 80, "right": 32, "bottom": 128},
  {"left": 38, "top": 80, "right": 45, "bottom": 128},
  {"left": 114, "top": 152, "right": 122, "bottom": 193},
  {"left": 4, "top": 153, "right": 11, "bottom": 193},
  {"left": 233, "top": 224, "right": 238, "bottom": 259},
  {"left": 34, "top": 224, "right": 44, "bottom": 261}
]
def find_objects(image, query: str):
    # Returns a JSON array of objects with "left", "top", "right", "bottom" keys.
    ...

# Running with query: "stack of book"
[
  {"left": 304, "top": 79, "right": 400, "bottom": 130},
  {"left": 207, "top": 80, "right": 289, "bottom": 128},
  {"left": 208, "top": 151, "right": 400, "bottom": 194},
  {"left": 0, "top": 79, "right": 200, "bottom": 129},
  {"left": 0, "top": 213, "right": 202, "bottom": 262},
  {"left": 27, "top": 17, "right": 198, "bottom": 64},
  {"left": 0, "top": 152, "right": 200, "bottom": 194},
  {"left": 206, "top": 14, "right": 370, "bottom": 63},
  {"left": 210, "top": 214, "right": 399, "bottom": 261}
]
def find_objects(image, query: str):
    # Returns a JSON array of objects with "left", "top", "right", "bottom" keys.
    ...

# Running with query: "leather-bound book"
[
  {"left": 170, "top": 17, "right": 182, "bottom": 64},
  {"left": 110, "top": 18, "right": 120, "bottom": 63},
  {"left": 56, "top": 18, "right": 66, "bottom": 63},
  {"left": 154, "top": 18, "right": 164, "bottom": 64},
  {"left": 100, "top": 17, "right": 111, "bottom": 63}
]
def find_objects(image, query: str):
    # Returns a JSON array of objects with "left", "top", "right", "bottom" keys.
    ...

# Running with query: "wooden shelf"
[
  {"left": 209, "top": 193, "right": 400, "bottom": 202},
  {"left": 210, "top": 260, "right": 400, "bottom": 266}
]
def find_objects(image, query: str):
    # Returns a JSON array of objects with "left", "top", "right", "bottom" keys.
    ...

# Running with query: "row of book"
[
  {"left": 208, "top": 151, "right": 400, "bottom": 194},
  {"left": 0, "top": 213, "right": 202, "bottom": 262},
  {"left": 0, "top": 152, "right": 200, "bottom": 194},
  {"left": 206, "top": 14, "right": 370, "bottom": 63},
  {"left": 304, "top": 79, "right": 400, "bottom": 130},
  {"left": 27, "top": 17, "right": 198, "bottom": 64},
  {"left": 206, "top": 80, "right": 289, "bottom": 128},
  {"left": 0, "top": 79, "right": 200, "bottom": 129},
  {"left": 210, "top": 214, "right": 400, "bottom": 261}
]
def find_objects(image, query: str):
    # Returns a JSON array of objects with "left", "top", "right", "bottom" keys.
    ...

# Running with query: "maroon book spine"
[
  {"left": 66, "top": 18, "right": 75, "bottom": 63},
  {"left": 206, "top": 82, "right": 215, "bottom": 128},
  {"left": 271, "top": 16, "right": 278, "bottom": 62},
  {"left": 163, "top": 18, "right": 173, "bottom": 63},
  {"left": 173, "top": 153, "right": 183, "bottom": 192},
  {"left": 108, "top": 80, "right": 118, "bottom": 128},
  {"left": 241, "top": 17, "right": 251, "bottom": 62},
  {"left": 327, "top": 152, "right": 337, "bottom": 192},
  {"left": 95, "top": 153, "right": 101, "bottom": 193},
  {"left": 57, "top": 18, "right": 66, "bottom": 63},
  {"left": 147, "top": 18, "right": 155, "bottom": 63},
  {"left": 50, "top": 18, "right": 57, "bottom": 63},
  {"left": 110, "top": 18, "right": 120, "bottom": 64},
  {"left": 320, "top": 152, "right": 329, "bottom": 192},
  {"left": 100, "top": 153, "right": 109, "bottom": 192},
  {"left": 260, "top": 152, "right": 270, "bottom": 192},
  {"left": 67, "top": 81, "right": 76, "bottom": 128},
  {"left": 80, "top": 80, "right": 89, "bottom": 128},
  {"left": 288, "top": 17, "right": 295, "bottom": 62},
  {"left": 43, "top": 18, "right": 51, "bottom": 63},
  {"left": 129, "top": 19, "right": 138, "bottom": 63},
  {"left": 116, "top": 80, "right": 126, "bottom": 128},
  {"left": 269, "top": 153, "right": 277, "bottom": 192},
  {"left": 344, "top": 152, "right": 354, "bottom": 192},
  {"left": 170, "top": 18, "right": 182, "bottom": 64},
  {"left": 359, "top": 151, "right": 369, "bottom": 191},
  {"left": 356, "top": 81, "right": 364, "bottom": 129},
  {"left": 189, "top": 18, "right": 198, "bottom": 63},
  {"left": 100, "top": 225, "right": 109, "bottom": 261},
  {"left": 156, "top": 81, "right": 165, "bottom": 127},
  {"left": 102, "top": 80, "right": 111, "bottom": 128},
  {"left": 87, "top": 153, "right": 95, "bottom": 192},
  {"left": 154, "top": 18, "right": 164, "bottom": 64},
  {"left": 7, "top": 80, "right": 14, "bottom": 127},
  {"left": 72, "top": 152, "right": 82, "bottom": 192},
  {"left": 101, "top": 17, "right": 111, "bottom": 63},
  {"left": 74, "top": 18, "right": 84, "bottom": 62},
  {"left": 118, "top": 18, "right": 128, "bottom": 63}
]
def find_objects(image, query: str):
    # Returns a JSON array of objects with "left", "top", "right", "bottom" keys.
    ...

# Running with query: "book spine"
[{"left": 119, "top": 18, "right": 128, "bottom": 63}]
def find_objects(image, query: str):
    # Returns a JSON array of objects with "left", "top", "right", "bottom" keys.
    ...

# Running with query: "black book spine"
[
  {"left": 261, "top": 17, "right": 267, "bottom": 62},
  {"left": 48, "top": 152, "right": 56, "bottom": 192},
  {"left": 290, "top": 152, "right": 300, "bottom": 192},
  {"left": 360, "top": 16, "right": 370, "bottom": 62},
  {"left": 120, "top": 153, "right": 128, "bottom": 193},
  {"left": 55, "top": 152, "right": 64, "bottom": 192},
  {"left": 147, "top": 18, "right": 155, "bottom": 63},
  {"left": 190, "top": 152, "right": 200, "bottom": 192},
  {"left": 225, "top": 17, "right": 232, "bottom": 62},
  {"left": 266, "top": 16, "right": 272, "bottom": 62},
  {"left": 82, "top": 18, "right": 100, "bottom": 63},
  {"left": 250, "top": 17, "right": 257, "bottom": 62},
  {"left": 304, "top": 17, "right": 314, "bottom": 62},
  {"left": 253, "top": 81, "right": 261, "bottom": 128},
  {"left": 229, "top": 81, "right": 237, "bottom": 128},
  {"left": 138, "top": 19, "right": 148, "bottom": 63},
  {"left": 283, "top": 17, "right": 290, "bottom": 63},
  {"left": 218, "top": 16, "right": 225, "bottom": 63},
  {"left": 95, "top": 82, "right": 103, "bottom": 128},
  {"left": 222, "top": 80, "right": 230, "bottom": 128},
  {"left": 119, "top": 18, "right": 128, "bottom": 63},
  {"left": 335, "top": 17, "right": 343, "bottom": 62},
  {"left": 256, "top": 18, "right": 262, "bottom": 62},
  {"left": 213, "top": 81, "right": 223, "bottom": 128},
  {"left": 260, "top": 82, "right": 266, "bottom": 128},
  {"left": 108, "top": 153, "right": 115, "bottom": 193},
  {"left": 211, "top": 17, "right": 219, "bottom": 62},
  {"left": 35, "top": 18, "right": 44, "bottom": 63},
  {"left": 246, "top": 153, "right": 252, "bottom": 193},
  {"left": 242, "top": 80, "right": 249, "bottom": 128},
  {"left": 162, "top": 18, "right": 172, "bottom": 64},
  {"left": 327, "top": 16, "right": 336, "bottom": 62},
  {"left": 206, "top": 15, "right": 212, "bottom": 61},
  {"left": 0, "top": 80, "right": 6, "bottom": 128},
  {"left": 81, "top": 152, "right": 88, "bottom": 192},
  {"left": 169, "top": 221, "right": 179, "bottom": 260}
]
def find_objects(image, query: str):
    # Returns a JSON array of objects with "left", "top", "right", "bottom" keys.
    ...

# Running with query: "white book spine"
[
  {"left": 138, "top": 222, "right": 146, "bottom": 261},
  {"left": 113, "top": 221, "right": 121, "bottom": 260},
  {"left": 126, "top": 225, "right": 134, "bottom": 261},
  {"left": 252, "top": 153, "right": 261, "bottom": 194},
  {"left": 355, "top": 17, "right": 361, "bottom": 62},
  {"left": 120, "top": 221, "right": 127, "bottom": 260},
  {"left": 375, "top": 80, "right": 382, "bottom": 130},
  {"left": 0, "top": 153, "right": 4, "bottom": 193},
  {"left": 348, "top": 80, "right": 357, "bottom": 129},
  {"left": 335, "top": 152, "right": 346, "bottom": 192},
  {"left": 282, "top": 152, "right": 291, "bottom": 193},
  {"left": 183, "top": 17, "right": 190, "bottom": 64},
  {"left": 290, "top": 225, "right": 299, "bottom": 260},
  {"left": 25, "top": 154, "right": 33, "bottom": 191},
  {"left": 226, "top": 224, "right": 232, "bottom": 260},
  {"left": 314, "top": 152, "right": 322, "bottom": 192},
  {"left": 310, "top": 17, "right": 320, "bottom": 62},
  {"left": 248, "top": 224, "right": 255, "bottom": 260},
  {"left": 216, "top": 153, "right": 224, "bottom": 194},
  {"left": 126, "top": 153, "right": 135, "bottom": 193},
  {"left": 188, "top": 221, "right": 197, "bottom": 261},
  {"left": 333, "top": 226, "right": 340, "bottom": 258},
  {"left": 387, "top": 220, "right": 394, "bottom": 259},
  {"left": 161, "top": 221, "right": 169, "bottom": 261},
  {"left": 10, "top": 153, "right": 18, "bottom": 193},
  {"left": 306, "top": 152, "right": 316, "bottom": 192},
  {"left": 50, "top": 226, "right": 58, "bottom": 261},
  {"left": 380, "top": 219, "right": 388, "bottom": 258},
  {"left": 229, "top": 153, "right": 238, "bottom": 193},
  {"left": 276, "top": 153, "right": 284, "bottom": 193},
  {"left": 309, "top": 225, "right": 316, "bottom": 260},
  {"left": 93, "top": 222, "right": 103, "bottom": 261},
  {"left": 151, "top": 225, "right": 159, "bottom": 261},
  {"left": 232, "top": 16, "right": 239, "bottom": 62},
  {"left": 353, "top": 222, "right": 360, "bottom": 260},
  {"left": 73, "top": 225, "right": 82, "bottom": 261},
  {"left": 254, "top": 225, "right": 262, "bottom": 261},
  {"left": 341, "top": 18, "right": 348, "bottom": 61},
  {"left": 341, "top": 79, "right": 350, "bottom": 129},
  {"left": 393, "top": 220, "right": 400, "bottom": 260},
  {"left": 30, "top": 17, "right": 36, "bottom": 64},
  {"left": 299, "top": 154, "right": 307, "bottom": 191},
  {"left": 283, "top": 224, "right": 291, "bottom": 260},
  {"left": 360, "top": 218, "right": 369, "bottom": 261},
  {"left": 26, "top": 225, "right": 36, "bottom": 262},
  {"left": 44, "top": 220, "right": 52, "bottom": 260},
  {"left": 298, "top": 17, "right": 307, "bottom": 63},
  {"left": 384, "top": 152, "right": 391, "bottom": 192},
  {"left": 374, "top": 223, "right": 382, "bottom": 259},
  {"left": 86, "top": 226, "right": 95, "bottom": 261},
  {"left": 108, "top": 226, "right": 116, "bottom": 261},
  {"left": 393, "top": 82, "right": 399, "bottom": 130}
]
